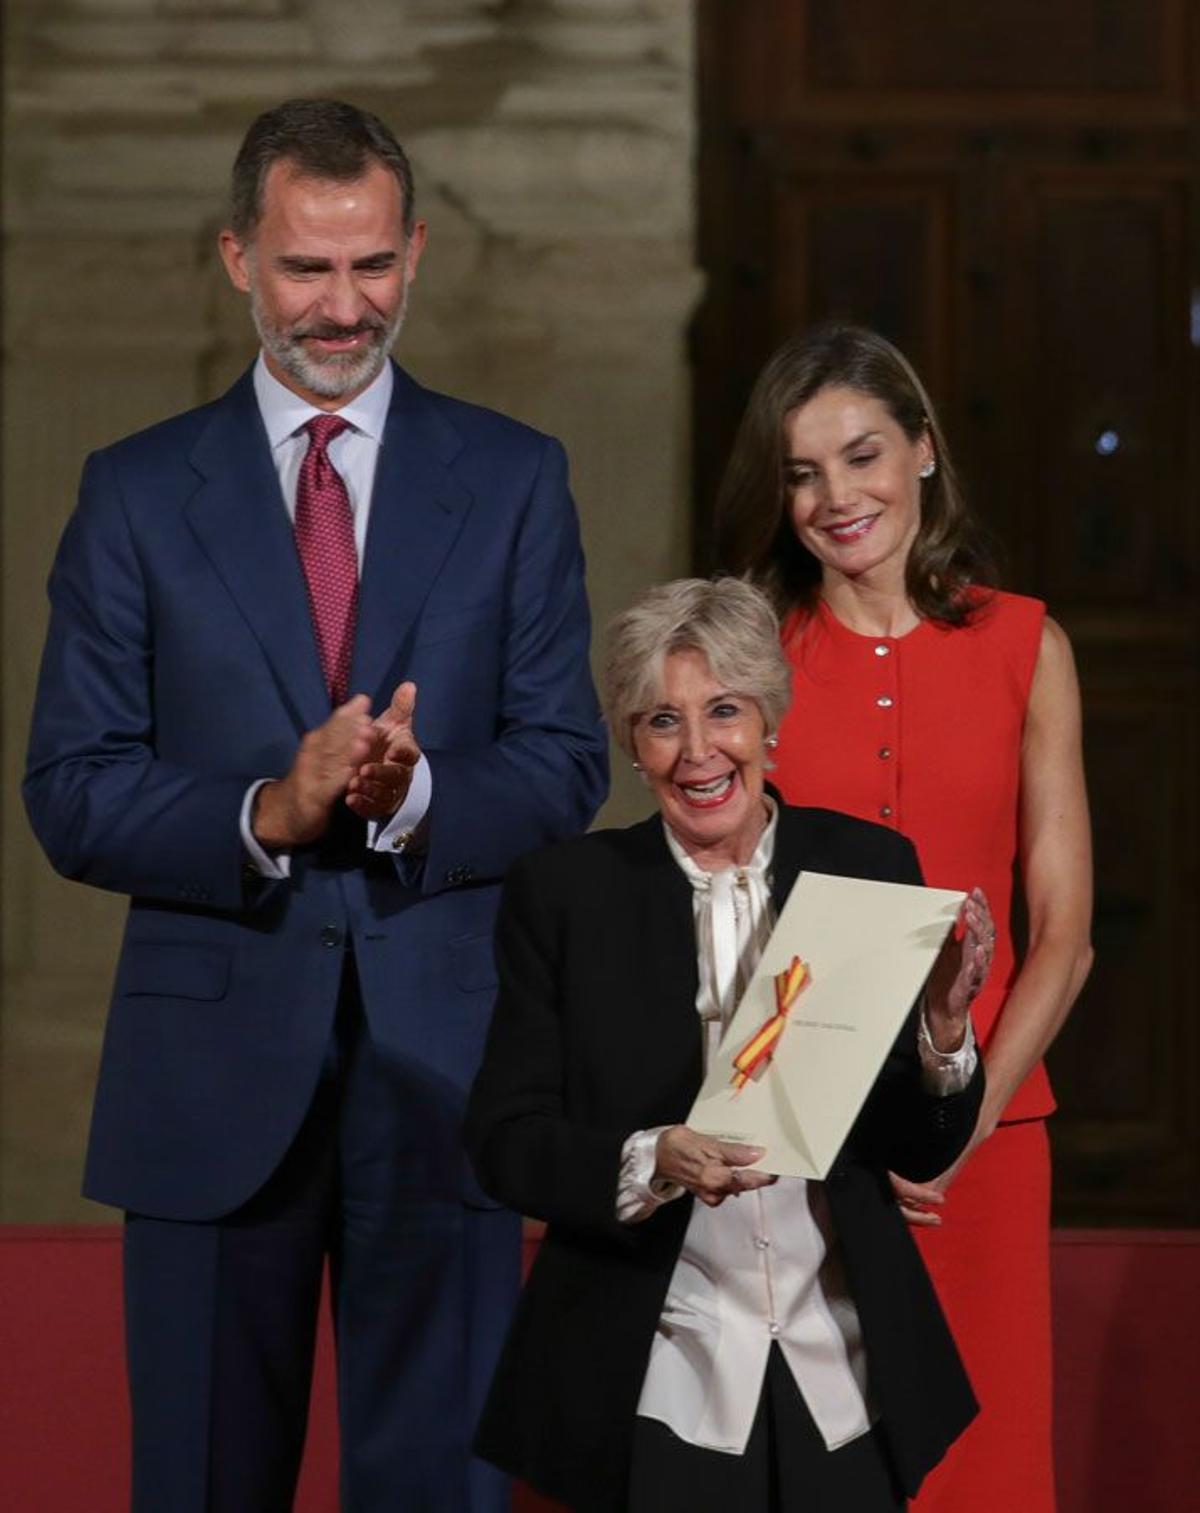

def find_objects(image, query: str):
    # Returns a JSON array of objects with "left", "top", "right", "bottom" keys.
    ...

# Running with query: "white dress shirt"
[
  {"left": 624, "top": 803, "right": 976, "bottom": 1456},
  {"left": 239, "top": 355, "right": 431, "bottom": 877}
]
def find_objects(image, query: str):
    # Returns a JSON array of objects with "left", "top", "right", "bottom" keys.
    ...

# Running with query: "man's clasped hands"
[{"left": 252, "top": 682, "right": 420, "bottom": 850}]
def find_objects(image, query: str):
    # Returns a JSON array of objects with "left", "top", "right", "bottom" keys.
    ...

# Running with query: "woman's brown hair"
[{"left": 714, "top": 322, "right": 996, "bottom": 626}]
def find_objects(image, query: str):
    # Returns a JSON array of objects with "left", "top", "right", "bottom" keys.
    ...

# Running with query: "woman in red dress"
[{"left": 715, "top": 323, "right": 1094, "bottom": 1512}]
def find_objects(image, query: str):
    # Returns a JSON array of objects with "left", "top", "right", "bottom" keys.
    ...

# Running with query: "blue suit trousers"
[{"left": 124, "top": 954, "right": 519, "bottom": 1513}]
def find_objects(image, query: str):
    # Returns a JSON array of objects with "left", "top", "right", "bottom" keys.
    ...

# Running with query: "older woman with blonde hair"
[{"left": 467, "top": 577, "right": 993, "bottom": 1512}]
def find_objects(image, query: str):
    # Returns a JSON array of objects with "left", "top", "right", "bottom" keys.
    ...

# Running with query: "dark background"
[{"left": 693, "top": 0, "right": 1200, "bottom": 1226}]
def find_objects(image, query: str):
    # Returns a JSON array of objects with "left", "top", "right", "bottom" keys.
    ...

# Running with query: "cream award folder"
[{"left": 687, "top": 871, "right": 965, "bottom": 1180}]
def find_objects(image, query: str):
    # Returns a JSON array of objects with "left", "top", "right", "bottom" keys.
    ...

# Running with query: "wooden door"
[{"left": 696, "top": 0, "right": 1200, "bottom": 1223}]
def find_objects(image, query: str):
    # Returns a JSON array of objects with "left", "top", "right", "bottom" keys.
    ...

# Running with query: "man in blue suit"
[{"left": 24, "top": 99, "right": 607, "bottom": 1513}]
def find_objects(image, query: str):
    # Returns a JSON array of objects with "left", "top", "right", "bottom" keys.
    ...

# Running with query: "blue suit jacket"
[{"left": 24, "top": 362, "right": 608, "bottom": 1221}]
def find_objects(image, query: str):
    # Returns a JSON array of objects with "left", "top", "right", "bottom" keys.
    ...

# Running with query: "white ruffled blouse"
[{"left": 620, "top": 803, "right": 975, "bottom": 1456}]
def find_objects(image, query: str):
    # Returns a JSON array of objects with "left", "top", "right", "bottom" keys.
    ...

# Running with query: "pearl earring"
[
  {"left": 631, "top": 760, "right": 643, "bottom": 771},
  {"left": 765, "top": 735, "right": 779, "bottom": 750},
  {"left": 919, "top": 461, "right": 936, "bottom": 480}
]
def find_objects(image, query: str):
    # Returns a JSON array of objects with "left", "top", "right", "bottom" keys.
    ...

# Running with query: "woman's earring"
[
  {"left": 631, "top": 760, "right": 643, "bottom": 771},
  {"left": 765, "top": 735, "right": 779, "bottom": 750},
  {"left": 919, "top": 460, "right": 936, "bottom": 480}
]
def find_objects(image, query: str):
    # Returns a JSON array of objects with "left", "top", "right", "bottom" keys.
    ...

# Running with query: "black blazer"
[{"left": 466, "top": 804, "right": 982, "bottom": 1512}]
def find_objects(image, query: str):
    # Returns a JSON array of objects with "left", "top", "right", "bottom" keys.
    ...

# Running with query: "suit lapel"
[
  {"left": 616, "top": 807, "right": 812, "bottom": 1106},
  {"left": 770, "top": 802, "right": 807, "bottom": 916},
  {"left": 348, "top": 365, "right": 475, "bottom": 710},
  {"left": 619, "top": 817, "right": 706, "bottom": 1098},
  {"left": 184, "top": 371, "right": 330, "bottom": 731}
]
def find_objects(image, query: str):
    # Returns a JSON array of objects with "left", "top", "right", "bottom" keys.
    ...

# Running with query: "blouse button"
[
  {"left": 754, "top": 1235, "right": 770, "bottom": 1250},
  {"left": 768, "top": 1322, "right": 781, "bottom": 1337},
  {"left": 876, "top": 695, "right": 894, "bottom": 708},
  {"left": 878, "top": 746, "right": 891, "bottom": 760},
  {"left": 874, "top": 643, "right": 890, "bottom": 657},
  {"left": 880, "top": 805, "right": 893, "bottom": 819}
]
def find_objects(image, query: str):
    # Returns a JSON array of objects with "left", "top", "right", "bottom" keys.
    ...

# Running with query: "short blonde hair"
[{"left": 601, "top": 577, "right": 791, "bottom": 756}]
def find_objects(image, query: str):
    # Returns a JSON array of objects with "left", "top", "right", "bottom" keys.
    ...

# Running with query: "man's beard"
[{"left": 250, "top": 281, "right": 409, "bottom": 400}]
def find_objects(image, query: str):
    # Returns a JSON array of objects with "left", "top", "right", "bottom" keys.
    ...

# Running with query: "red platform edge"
[{"left": 1, "top": 1225, "right": 1196, "bottom": 1512}]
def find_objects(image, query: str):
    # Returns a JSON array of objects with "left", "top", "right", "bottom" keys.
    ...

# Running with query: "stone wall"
[{"left": 1, "top": 0, "right": 699, "bottom": 1220}]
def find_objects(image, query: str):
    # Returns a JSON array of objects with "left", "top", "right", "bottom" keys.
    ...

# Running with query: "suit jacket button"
[{"left": 319, "top": 925, "right": 343, "bottom": 948}]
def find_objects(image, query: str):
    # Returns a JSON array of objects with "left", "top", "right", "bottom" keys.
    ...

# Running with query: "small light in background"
[{"left": 1094, "top": 429, "right": 1120, "bottom": 456}]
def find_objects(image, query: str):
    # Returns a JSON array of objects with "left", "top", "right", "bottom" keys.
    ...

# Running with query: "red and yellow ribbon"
[{"left": 731, "top": 956, "right": 809, "bottom": 1091}]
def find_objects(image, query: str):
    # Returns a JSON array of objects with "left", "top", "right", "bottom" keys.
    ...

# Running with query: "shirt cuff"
[
  {"left": 918, "top": 1010, "right": 978, "bottom": 1095},
  {"left": 616, "top": 1127, "right": 685, "bottom": 1224},
  {"left": 241, "top": 779, "right": 291, "bottom": 881},
  {"left": 368, "top": 754, "right": 432, "bottom": 855}
]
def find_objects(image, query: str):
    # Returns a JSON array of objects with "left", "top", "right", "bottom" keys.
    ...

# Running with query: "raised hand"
[
  {"left": 375, "top": 681, "right": 419, "bottom": 761},
  {"left": 346, "top": 680, "right": 422, "bottom": 821},
  {"left": 925, "top": 886, "right": 994, "bottom": 1053},
  {"left": 890, "top": 888, "right": 995, "bottom": 1226}
]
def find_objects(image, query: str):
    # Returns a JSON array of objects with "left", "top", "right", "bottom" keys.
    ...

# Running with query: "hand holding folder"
[{"left": 687, "top": 871, "right": 969, "bottom": 1179}]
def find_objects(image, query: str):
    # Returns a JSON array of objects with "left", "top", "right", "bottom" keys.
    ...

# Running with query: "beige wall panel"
[
  {"left": 0, "top": 976, "right": 115, "bottom": 1222},
  {"left": 2, "top": 1, "right": 698, "bottom": 1220}
]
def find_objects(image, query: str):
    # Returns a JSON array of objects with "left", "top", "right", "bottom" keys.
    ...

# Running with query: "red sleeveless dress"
[{"left": 774, "top": 591, "right": 1055, "bottom": 1511}]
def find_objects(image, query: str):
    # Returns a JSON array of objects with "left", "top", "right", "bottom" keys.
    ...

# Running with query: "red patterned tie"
[{"left": 294, "top": 414, "right": 358, "bottom": 705}]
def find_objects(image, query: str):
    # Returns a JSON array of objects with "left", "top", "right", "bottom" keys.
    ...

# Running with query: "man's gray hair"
[
  {"left": 230, "top": 98, "right": 416, "bottom": 240},
  {"left": 601, "top": 577, "right": 792, "bottom": 756}
]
